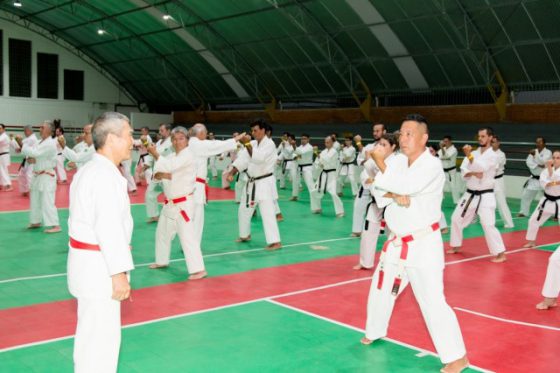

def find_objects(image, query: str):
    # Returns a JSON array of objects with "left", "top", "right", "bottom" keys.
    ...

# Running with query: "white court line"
[
  {"left": 454, "top": 307, "right": 560, "bottom": 332},
  {"left": 266, "top": 300, "right": 494, "bottom": 373},
  {"left": 0, "top": 237, "right": 357, "bottom": 284}
]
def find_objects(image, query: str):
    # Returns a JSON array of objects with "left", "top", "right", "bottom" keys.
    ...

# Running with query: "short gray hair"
[
  {"left": 171, "top": 126, "right": 189, "bottom": 139},
  {"left": 42, "top": 120, "right": 54, "bottom": 134},
  {"left": 92, "top": 112, "right": 130, "bottom": 150},
  {"left": 23, "top": 125, "right": 33, "bottom": 131},
  {"left": 190, "top": 123, "right": 207, "bottom": 136}
]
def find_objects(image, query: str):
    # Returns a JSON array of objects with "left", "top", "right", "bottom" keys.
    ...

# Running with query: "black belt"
[
  {"left": 235, "top": 170, "right": 248, "bottom": 182},
  {"left": 523, "top": 174, "right": 540, "bottom": 188},
  {"left": 537, "top": 193, "right": 560, "bottom": 221},
  {"left": 281, "top": 159, "right": 294, "bottom": 174},
  {"left": 57, "top": 153, "right": 62, "bottom": 156},
  {"left": 245, "top": 173, "right": 274, "bottom": 208},
  {"left": 494, "top": 174, "right": 504, "bottom": 179},
  {"left": 298, "top": 163, "right": 312, "bottom": 175},
  {"left": 19, "top": 158, "right": 26, "bottom": 170},
  {"left": 364, "top": 195, "right": 377, "bottom": 231},
  {"left": 137, "top": 153, "right": 149, "bottom": 166},
  {"left": 443, "top": 166, "right": 456, "bottom": 172},
  {"left": 318, "top": 168, "right": 336, "bottom": 194},
  {"left": 0, "top": 152, "right": 8, "bottom": 156},
  {"left": 460, "top": 189, "right": 494, "bottom": 217}
]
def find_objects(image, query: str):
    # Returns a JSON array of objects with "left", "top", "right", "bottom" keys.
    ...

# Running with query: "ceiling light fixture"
[
  {"left": 14, "top": 1, "right": 22, "bottom": 7},
  {"left": 162, "top": 14, "right": 172, "bottom": 21},
  {"left": 97, "top": 29, "right": 106, "bottom": 35}
]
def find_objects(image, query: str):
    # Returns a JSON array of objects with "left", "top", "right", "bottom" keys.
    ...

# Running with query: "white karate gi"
[
  {"left": 22, "top": 137, "right": 60, "bottom": 227},
  {"left": 351, "top": 143, "right": 377, "bottom": 234},
  {"left": 120, "top": 159, "right": 136, "bottom": 192},
  {"left": 278, "top": 141, "right": 297, "bottom": 190},
  {"left": 337, "top": 145, "right": 358, "bottom": 195},
  {"left": 358, "top": 155, "right": 395, "bottom": 268},
  {"left": 520, "top": 148, "right": 552, "bottom": 216},
  {"left": 188, "top": 137, "right": 237, "bottom": 243},
  {"left": 62, "top": 144, "right": 95, "bottom": 169},
  {"left": 13, "top": 134, "right": 38, "bottom": 193},
  {"left": 67, "top": 153, "right": 134, "bottom": 373},
  {"left": 0, "top": 132, "right": 12, "bottom": 187},
  {"left": 526, "top": 167, "right": 560, "bottom": 241},
  {"left": 237, "top": 136, "right": 281, "bottom": 244},
  {"left": 311, "top": 148, "right": 344, "bottom": 215},
  {"left": 133, "top": 135, "right": 153, "bottom": 184},
  {"left": 221, "top": 148, "right": 238, "bottom": 189},
  {"left": 294, "top": 143, "right": 314, "bottom": 201},
  {"left": 153, "top": 147, "right": 204, "bottom": 274},
  {"left": 365, "top": 150, "right": 466, "bottom": 364},
  {"left": 145, "top": 137, "right": 173, "bottom": 219},
  {"left": 208, "top": 140, "right": 218, "bottom": 178},
  {"left": 493, "top": 148, "right": 514, "bottom": 228},
  {"left": 450, "top": 148, "right": 506, "bottom": 255},
  {"left": 55, "top": 140, "right": 67, "bottom": 182},
  {"left": 542, "top": 246, "right": 560, "bottom": 299},
  {"left": 437, "top": 145, "right": 460, "bottom": 203}
]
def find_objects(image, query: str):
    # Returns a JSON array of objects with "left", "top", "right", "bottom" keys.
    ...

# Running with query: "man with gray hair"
[
  {"left": 187, "top": 123, "right": 245, "bottom": 246},
  {"left": 145, "top": 123, "right": 173, "bottom": 222},
  {"left": 15, "top": 121, "right": 61, "bottom": 233},
  {"left": 11, "top": 125, "right": 38, "bottom": 196},
  {"left": 67, "top": 112, "right": 134, "bottom": 373},
  {"left": 147, "top": 126, "right": 208, "bottom": 279},
  {"left": 58, "top": 124, "right": 95, "bottom": 169}
]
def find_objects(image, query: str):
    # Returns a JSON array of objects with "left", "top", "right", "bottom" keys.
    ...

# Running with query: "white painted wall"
[{"left": 0, "top": 18, "right": 135, "bottom": 127}]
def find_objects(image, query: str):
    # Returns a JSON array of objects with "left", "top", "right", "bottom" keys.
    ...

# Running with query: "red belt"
[
  {"left": 34, "top": 170, "right": 55, "bottom": 177},
  {"left": 164, "top": 195, "right": 191, "bottom": 222},
  {"left": 196, "top": 177, "right": 209, "bottom": 201},
  {"left": 69, "top": 237, "right": 132, "bottom": 251},
  {"left": 377, "top": 222, "right": 439, "bottom": 296}
]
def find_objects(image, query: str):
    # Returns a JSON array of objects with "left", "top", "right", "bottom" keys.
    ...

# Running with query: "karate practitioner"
[
  {"left": 448, "top": 127, "right": 507, "bottom": 263},
  {"left": 337, "top": 136, "right": 358, "bottom": 196},
  {"left": 524, "top": 151, "right": 560, "bottom": 249},
  {"left": 0, "top": 123, "right": 13, "bottom": 191},
  {"left": 12, "top": 125, "right": 38, "bottom": 196},
  {"left": 147, "top": 126, "right": 207, "bottom": 280},
  {"left": 491, "top": 136, "right": 514, "bottom": 228},
  {"left": 290, "top": 134, "right": 314, "bottom": 202},
  {"left": 351, "top": 123, "right": 387, "bottom": 236},
  {"left": 311, "top": 136, "right": 344, "bottom": 217},
  {"left": 207, "top": 132, "right": 219, "bottom": 179},
  {"left": 361, "top": 114, "right": 468, "bottom": 373},
  {"left": 278, "top": 133, "right": 297, "bottom": 191},
  {"left": 220, "top": 132, "right": 240, "bottom": 190},
  {"left": 228, "top": 119, "right": 282, "bottom": 250},
  {"left": 188, "top": 123, "right": 243, "bottom": 244},
  {"left": 133, "top": 127, "right": 153, "bottom": 185},
  {"left": 16, "top": 121, "right": 61, "bottom": 233},
  {"left": 59, "top": 124, "right": 95, "bottom": 169},
  {"left": 120, "top": 157, "right": 137, "bottom": 195},
  {"left": 354, "top": 133, "right": 397, "bottom": 270},
  {"left": 54, "top": 126, "right": 67, "bottom": 184},
  {"left": 145, "top": 123, "right": 173, "bottom": 222},
  {"left": 67, "top": 112, "right": 134, "bottom": 373},
  {"left": 437, "top": 135, "right": 461, "bottom": 204},
  {"left": 519, "top": 137, "right": 552, "bottom": 217}
]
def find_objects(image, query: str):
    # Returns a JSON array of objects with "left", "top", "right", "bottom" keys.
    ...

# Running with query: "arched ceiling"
[{"left": 1, "top": 0, "right": 558, "bottom": 108}]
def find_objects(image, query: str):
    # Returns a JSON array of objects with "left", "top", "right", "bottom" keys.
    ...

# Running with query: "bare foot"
[
  {"left": 276, "top": 213, "right": 284, "bottom": 222},
  {"left": 517, "top": 213, "right": 526, "bottom": 218},
  {"left": 130, "top": 190, "right": 137, "bottom": 196},
  {"left": 265, "top": 242, "right": 282, "bottom": 251},
  {"left": 441, "top": 356, "right": 469, "bottom": 373},
  {"left": 22, "top": 192, "right": 29, "bottom": 197},
  {"left": 312, "top": 209, "right": 322, "bottom": 214},
  {"left": 3, "top": 186, "right": 13, "bottom": 191},
  {"left": 188, "top": 271, "right": 207, "bottom": 280},
  {"left": 235, "top": 235, "right": 251, "bottom": 242},
  {"left": 223, "top": 186, "right": 231, "bottom": 190},
  {"left": 446, "top": 247, "right": 461, "bottom": 254},
  {"left": 523, "top": 241, "right": 536, "bottom": 248},
  {"left": 146, "top": 217, "right": 159, "bottom": 224},
  {"left": 44, "top": 226, "right": 61, "bottom": 233},
  {"left": 337, "top": 193, "right": 343, "bottom": 197},
  {"left": 440, "top": 228, "right": 449, "bottom": 234},
  {"left": 491, "top": 253, "right": 507, "bottom": 263},
  {"left": 536, "top": 297, "right": 558, "bottom": 310},
  {"left": 336, "top": 213, "right": 345, "bottom": 218},
  {"left": 149, "top": 263, "right": 169, "bottom": 269},
  {"left": 353, "top": 264, "right": 372, "bottom": 270},
  {"left": 360, "top": 337, "right": 373, "bottom": 345},
  {"left": 350, "top": 232, "right": 361, "bottom": 237},
  {"left": 27, "top": 223, "right": 42, "bottom": 229},
  {"left": 289, "top": 196, "right": 298, "bottom": 201}
]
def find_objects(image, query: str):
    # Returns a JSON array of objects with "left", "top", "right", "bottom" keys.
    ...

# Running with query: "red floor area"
[
  {"left": 0, "top": 163, "right": 234, "bottom": 212},
  {"left": 1, "top": 226, "right": 559, "bottom": 364}
]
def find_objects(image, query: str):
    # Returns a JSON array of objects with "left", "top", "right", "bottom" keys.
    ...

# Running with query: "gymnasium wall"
[{"left": 0, "top": 19, "right": 135, "bottom": 127}]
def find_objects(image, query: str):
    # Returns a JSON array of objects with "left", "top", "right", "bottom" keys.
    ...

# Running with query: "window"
[
  {"left": 64, "top": 69, "right": 84, "bottom": 100},
  {"left": 37, "top": 53, "right": 59, "bottom": 99},
  {"left": 9, "top": 38, "right": 32, "bottom": 97}
]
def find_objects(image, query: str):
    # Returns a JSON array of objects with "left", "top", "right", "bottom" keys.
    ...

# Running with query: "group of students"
[{"left": 1, "top": 114, "right": 559, "bottom": 373}]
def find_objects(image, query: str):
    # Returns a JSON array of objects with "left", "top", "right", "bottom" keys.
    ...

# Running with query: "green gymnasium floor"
[{"left": 0, "top": 170, "right": 558, "bottom": 372}]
